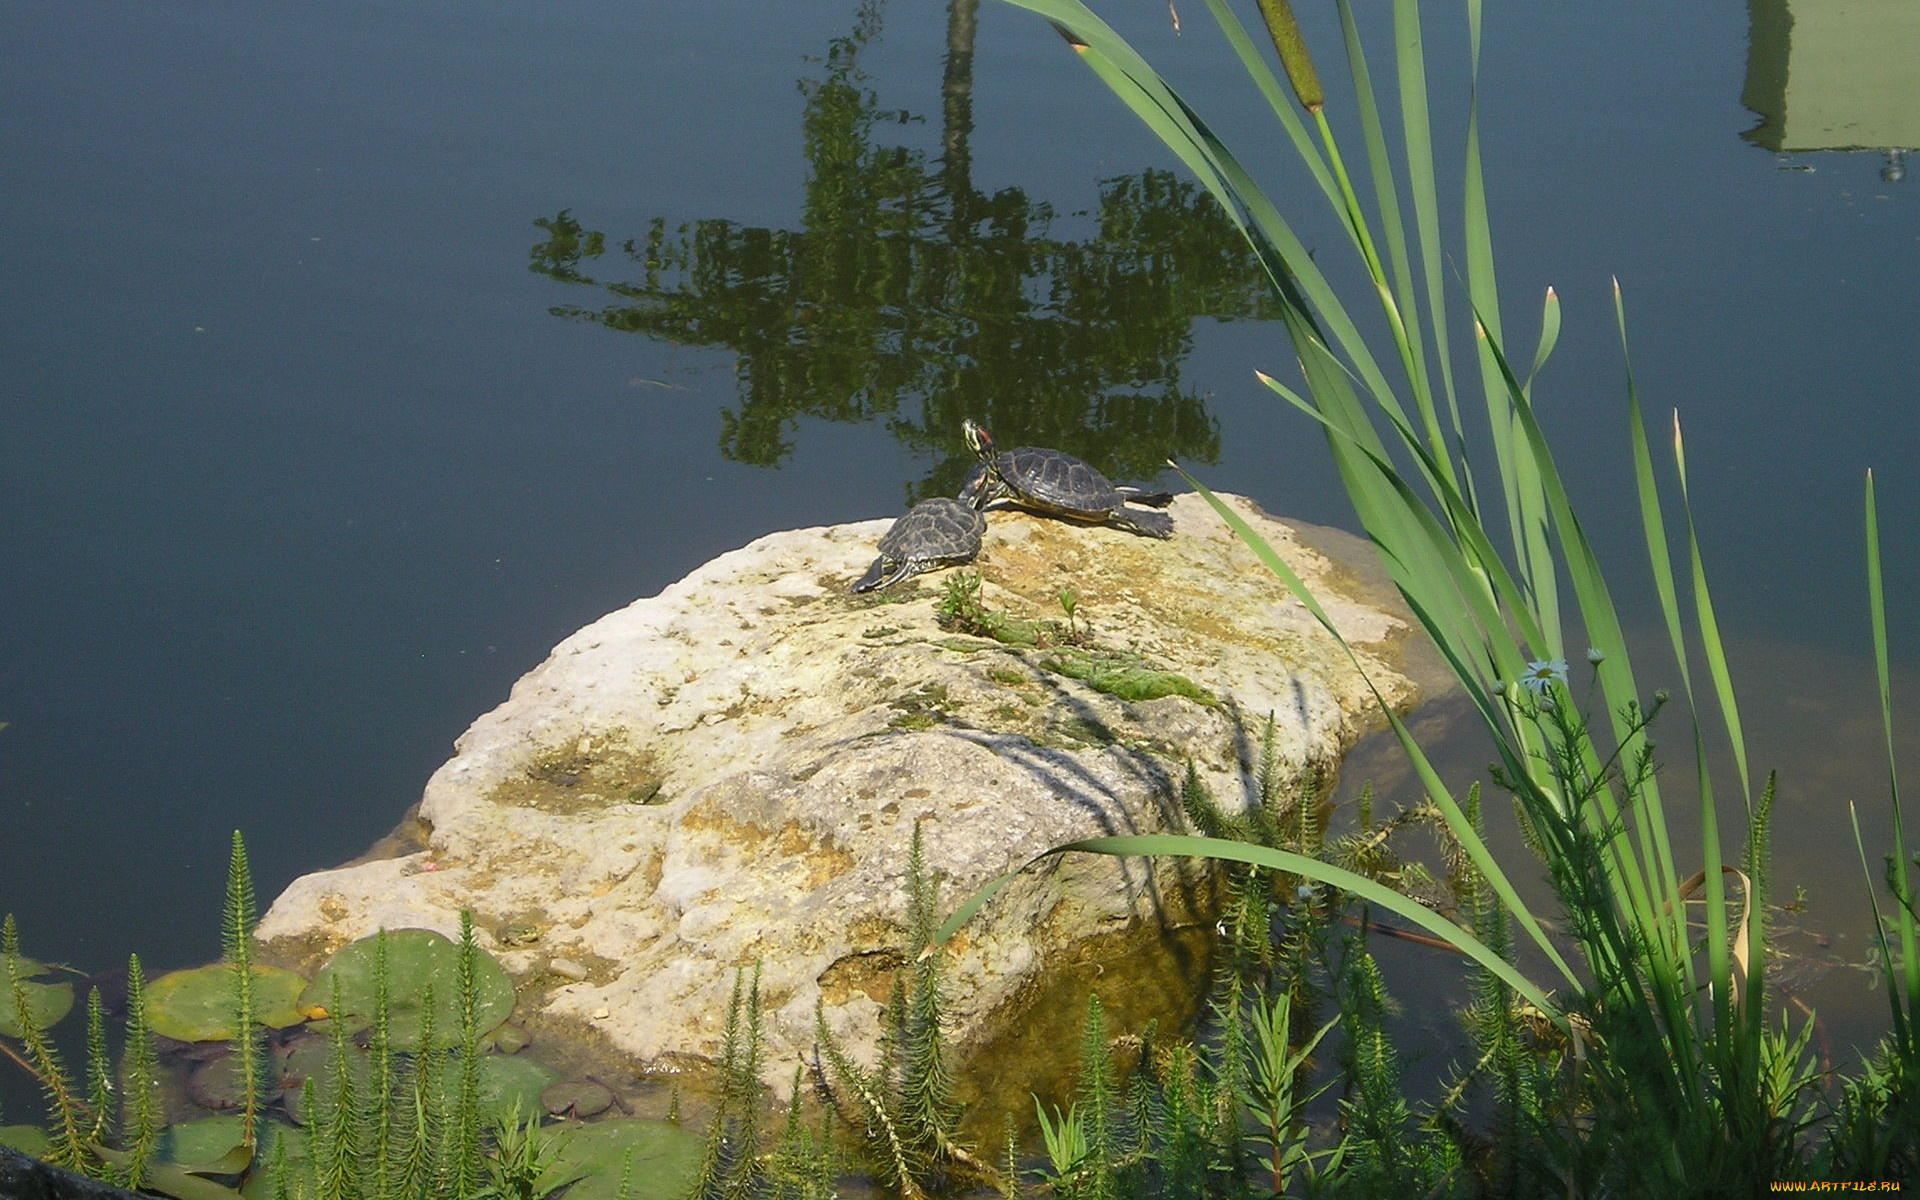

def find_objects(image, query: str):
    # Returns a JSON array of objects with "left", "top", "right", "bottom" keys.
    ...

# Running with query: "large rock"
[{"left": 257, "top": 494, "right": 1422, "bottom": 1097}]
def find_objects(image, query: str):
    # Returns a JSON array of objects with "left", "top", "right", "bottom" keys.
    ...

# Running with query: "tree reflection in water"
[{"left": 530, "top": 0, "right": 1280, "bottom": 499}]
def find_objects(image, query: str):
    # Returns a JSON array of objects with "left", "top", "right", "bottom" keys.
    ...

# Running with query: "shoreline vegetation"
[
  {"left": 936, "top": 0, "right": 1917, "bottom": 1189},
  {"left": 4, "top": 0, "right": 1916, "bottom": 1195}
]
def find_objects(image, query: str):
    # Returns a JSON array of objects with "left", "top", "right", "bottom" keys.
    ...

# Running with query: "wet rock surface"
[{"left": 258, "top": 493, "right": 1423, "bottom": 1094}]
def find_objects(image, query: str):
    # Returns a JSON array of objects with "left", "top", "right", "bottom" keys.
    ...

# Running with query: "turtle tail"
[{"left": 1111, "top": 507, "right": 1175, "bottom": 539}]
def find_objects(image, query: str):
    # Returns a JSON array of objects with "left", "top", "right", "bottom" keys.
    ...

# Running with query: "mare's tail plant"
[
  {"left": 1331, "top": 947, "right": 1450, "bottom": 1192},
  {"left": 694, "top": 963, "right": 768, "bottom": 1199},
  {"left": 449, "top": 909, "right": 489, "bottom": 1197},
  {"left": 2, "top": 913, "right": 89, "bottom": 1173},
  {"left": 365, "top": 929, "right": 396, "bottom": 1200},
  {"left": 82, "top": 988, "right": 112, "bottom": 1152},
  {"left": 225, "top": 829, "right": 268, "bottom": 1149},
  {"left": 317, "top": 972, "right": 363, "bottom": 1200},
  {"left": 1030, "top": 995, "right": 1122, "bottom": 1200},
  {"left": 119, "top": 953, "right": 161, "bottom": 1190},
  {"left": 765, "top": 1063, "right": 837, "bottom": 1200},
  {"left": 816, "top": 822, "right": 975, "bottom": 1197},
  {"left": 403, "top": 982, "right": 445, "bottom": 1199}
]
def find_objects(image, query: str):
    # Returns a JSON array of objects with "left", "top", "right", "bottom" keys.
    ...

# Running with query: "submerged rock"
[{"left": 258, "top": 494, "right": 1423, "bottom": 1097}]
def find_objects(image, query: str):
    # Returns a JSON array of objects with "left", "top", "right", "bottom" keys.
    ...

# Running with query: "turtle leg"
[
  {"left": 851, "top": 556, "right": 915, "bottom": 593},
  {"left": 1115, "top": 486, "right": 1176, "bottom": 508},
  {"left": 1106, "top": 507, "right": 1175, "bottom": 539}
]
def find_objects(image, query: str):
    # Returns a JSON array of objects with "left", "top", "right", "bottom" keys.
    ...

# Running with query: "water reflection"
[
  {"left": 1742, "top": 0, "right": 1919, "bottom": 179},
  {"left": 529, "top": 0, "right": 1279, "bottom": 497}
]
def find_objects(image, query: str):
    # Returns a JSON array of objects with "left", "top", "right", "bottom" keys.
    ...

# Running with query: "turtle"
[
  {"left": 849, "top": 497, "right": 988, "bottom": 593},
  {"left": 961, "top": 418, "right": 1174, "bottom": 538}
]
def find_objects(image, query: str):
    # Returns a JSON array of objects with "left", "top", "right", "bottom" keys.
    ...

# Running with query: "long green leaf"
[
  {"left": 1472, "top": 312, "right": 1683, "bottom": 963},
  {"left": 1866, "top": 471, "right": 1920, "bottom": 1013},
  {"left": 1171, "top": 471, "right": 1578, "bottom": 985},
  {"left": 1616, "top": 282, "right": 1690, "bottom": 952},
  {"left": 936, "top": 834, "right": 1562, "bottom": 1021}
]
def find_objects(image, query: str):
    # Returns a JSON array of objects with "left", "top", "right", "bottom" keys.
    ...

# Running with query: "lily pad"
[
  {"left": 0, "top": 1124, "right": 50, "bottom": 1157},
  {"left": 158, "top": 1114, "right": 256, "bottom": 1175},
  {"left": 301, "top": 929, "right": 515, "bottom": 1050},
  {"left": 535, "top": 1118, "right": 704, "bottom": 1200},
  {"left": 147, "top": 963, "right": 311, "bottom": 1042},
  {"left": 541, "top": 1078, "right": 614, "bottom": 1118},
  {"left": 238, "top": 1126, "right": 311, "bottom": 1200},
  {"left": 285, "top": 1046, "right": 559, "bottom": 1127},
  {"left": 280, "top": 1043, "right": 371, "bottom": 1126},
  {"left": 273, "top": 1032, "right": 332, "bottom": 1090},
  {"left": 0, "top": 956, "right": 74, "bottom": 1038},
  {"left": 432, "top": 1052, "right": 562, "bottom": 1122},
  {"left": 187, "top": 1052, "right": 246, "bottom": 1110}
]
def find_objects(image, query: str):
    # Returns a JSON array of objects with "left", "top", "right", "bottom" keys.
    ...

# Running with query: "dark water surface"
[{"left": 4, "top": 0, "right": 1917, "bottom": 1087}]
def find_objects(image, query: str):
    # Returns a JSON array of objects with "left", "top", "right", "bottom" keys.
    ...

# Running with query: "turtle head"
[{"left": 961, "top": 418, "right": 996, "bottom": 463}]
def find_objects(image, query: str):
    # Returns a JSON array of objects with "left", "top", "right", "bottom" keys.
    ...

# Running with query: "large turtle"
[
  {"left": 849, "top": 497, "right": 987, "bottom": 593},
  {"left": 961, "top": 419, "right": 1174, "bottom": 539}
]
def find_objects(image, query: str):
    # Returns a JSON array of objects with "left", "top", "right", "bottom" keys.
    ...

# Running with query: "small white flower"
[
  {"left": 1520, "top": 658, "right": 1569, "bottom": 694},
  {"left": 1586, "top": 646, "right": 1606, "bottom": 664}
]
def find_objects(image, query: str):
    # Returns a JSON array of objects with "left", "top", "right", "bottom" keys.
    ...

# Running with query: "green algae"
[{"left": 1040, "top": 649, "right": 1216, "bottom": 706}]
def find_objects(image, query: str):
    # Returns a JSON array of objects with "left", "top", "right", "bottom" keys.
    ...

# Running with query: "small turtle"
[
  {"left": 850, "top": 497, "right": 987, "bottom": 593},
  {"left": 962, "top": 419, "right": 1174, "bottom": 538}
]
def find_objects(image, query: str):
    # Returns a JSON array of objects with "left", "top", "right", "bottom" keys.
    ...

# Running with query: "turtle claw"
[{"left": 1112, "top": 507, "right": 1175, "bottom": 539}]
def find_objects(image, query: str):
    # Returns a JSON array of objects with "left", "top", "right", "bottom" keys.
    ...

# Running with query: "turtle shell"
[
  {"left": 877, "top": 497, "right": 986, "bottom": 561},
  {"left": 992, "top": 446, "right": 1124, "bottom": 519},
  {"left": 850, "top": 498, "right": 985, "bottom": 594}
]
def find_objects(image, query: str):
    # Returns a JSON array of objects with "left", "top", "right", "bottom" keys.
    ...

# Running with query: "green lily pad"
[
  {"left": 273, "top": 1032, "right": 332, "bottom": 1090},
  {"left": 91, "top": 1147, "right": 252, "bottom": 1200},
  {"left": 187, "top": 1052, "right": 247, "bottom": 1110},
  {"left": 280, "top": 1042, "right": 373, "bottom": 1127},
  {"left": 302, "top": 929, "right": 515, "bottom": 1050},
  {"left": 158, "top": 1114, "right": 256, "bottom": 1175},
  {"left": 0, "top": 956, "right": 74, "bottom": 1038},
  {"left": 541, "top": 1078, "right": 614, "bottom": 1118},
  {"left": 237, "top": 1126, "right": 311, "bottom": 1200},
  {"left": 0, "top": 1124, "right": 50, "bottom": 1157},
  {"left": 285, "top": 1046, "right": 558, "bottom": 1127},
  {"left": 432, "top": 1052, "right": 562, "bottom": 1123},
  {"left": 147, "top": 964, "right": 311, "bottom": 1042},
  {"left": 535, "top": 1119, "right": 704, "bottom": 1200}
]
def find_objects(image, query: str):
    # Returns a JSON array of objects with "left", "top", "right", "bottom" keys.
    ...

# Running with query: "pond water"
[{"left": 3, "top": 0, "right": 1917, "bottom": 1111}]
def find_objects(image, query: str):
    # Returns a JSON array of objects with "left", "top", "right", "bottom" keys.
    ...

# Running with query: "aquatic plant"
[
  {"left": 692, "top": 964, "right": 767, "bottom": 1199},
  {"left": 812, "top": 823, "right": 976, "bottom": 1197},
  {"left": 120, "top": 953, "right": 161, "bottom": 1189},
  {"left": 940, "top": 0, "right": 1919, "bottom": 1185},
  {"left": 225, "top": 830, "right": 268, "bottom": 1149},
  {"left": 2, "top": 914, "right": 88, "bottom": 1173},
  {"left": 1818, "top": 476, "right": 1920, "bottom": 1179},
  {"left": 1, "top": 844, "right": 716, "bottom": 1200}
]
